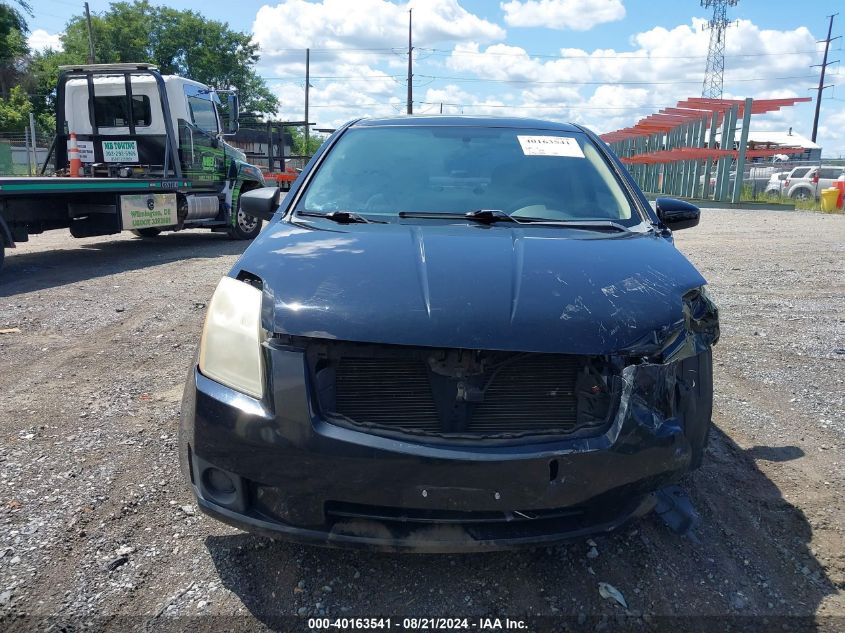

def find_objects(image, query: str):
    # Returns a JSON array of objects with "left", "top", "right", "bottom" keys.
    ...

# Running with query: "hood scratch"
[
  {"left": 510, "top": 229, "right": 525, "bottom": 324},
  {"left": 410, "top": 226, "right": 432, "bottom": 318}
]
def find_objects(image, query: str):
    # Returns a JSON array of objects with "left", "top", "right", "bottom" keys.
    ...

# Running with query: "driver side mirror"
[
  {"left": 226, "top": 93, "right": 240, "bottom": 135},
  {"left": 240, "top": 187, "right": 286, "bottom": 221},
  {"left": 655, "top": 197, "right": 700, "bottom": 231}
]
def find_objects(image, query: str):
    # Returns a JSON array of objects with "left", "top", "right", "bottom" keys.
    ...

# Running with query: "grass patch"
[{"left": 744, "top": 191, "right": 828, "bottom": 212}]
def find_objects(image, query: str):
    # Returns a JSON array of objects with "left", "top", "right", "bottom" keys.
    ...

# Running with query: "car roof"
[{"left": 351, "top": 115, "right": 582, "bottom": 132}]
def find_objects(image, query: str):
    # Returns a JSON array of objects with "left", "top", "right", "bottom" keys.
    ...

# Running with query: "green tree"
[
  {"left": 0, "top": 84, "right": 31, "bottom": 132},
  {"left": 0, "top": 1, "right": 33, "bottom": 98},
  {"left": 53, "top": 1, "right": 278, "bottom": 115},
  {"left": 289, "top": 126, "right": 325, "bottom": 157}
]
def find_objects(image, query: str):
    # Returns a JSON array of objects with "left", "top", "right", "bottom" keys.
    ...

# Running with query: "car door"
[
  {"left": 178, "top": 85, "right": 227, "bottom": 190},
  {"left": 819, "top": 167, "right": 844, "bottom": 191}
]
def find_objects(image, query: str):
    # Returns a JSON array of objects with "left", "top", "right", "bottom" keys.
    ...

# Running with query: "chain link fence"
[
  {"left": 0, "top": 131, "right": 55, "bottom": 176},
  {"left": 738, "top": 159, "right": 845, "bottom": 205}
]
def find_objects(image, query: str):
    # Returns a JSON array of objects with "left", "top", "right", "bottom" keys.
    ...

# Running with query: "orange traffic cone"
[{"left": 68, "top": 132, "right": 81, "bottom": 177}]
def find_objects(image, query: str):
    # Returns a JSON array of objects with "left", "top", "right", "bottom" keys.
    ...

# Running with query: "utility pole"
[
  {"left": 811, "top": 13, "right": 840, "bottom": 143},
  {"left": 84, "top": 2, "right": 96, "bottom": 64},
  {"left": 701, "top": 0, "right": 738, "bottom": 99},
  {"left": 304, "top": 47, "right": 310, "bottom": 154},
  {"left": 406, "top": 9, "right": 413, "bottom": 115}
]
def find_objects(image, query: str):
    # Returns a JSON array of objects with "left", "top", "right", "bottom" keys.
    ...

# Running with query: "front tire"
[
  {"left": 790, "top": 189, "right": 811, "bottom": 201},
  {"left": 227, "top": 205, "right": 262, "bottom": 241},
  {"left": 131, "top": 228, "right": 162, "bottom": 238}
]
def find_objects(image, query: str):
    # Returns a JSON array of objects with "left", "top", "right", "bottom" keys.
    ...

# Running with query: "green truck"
[{"left": 0, "top": 63, "right": 268, "bottom": 272}]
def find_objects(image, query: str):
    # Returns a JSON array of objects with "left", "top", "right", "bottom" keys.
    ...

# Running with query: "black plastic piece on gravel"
[{"left": 654, "top": 485, "right": 701, "bottom": 538}]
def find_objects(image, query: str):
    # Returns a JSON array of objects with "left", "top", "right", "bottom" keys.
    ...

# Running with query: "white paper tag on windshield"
[{"left": 517, "top": 135, "right": 585, "bottom": 158}]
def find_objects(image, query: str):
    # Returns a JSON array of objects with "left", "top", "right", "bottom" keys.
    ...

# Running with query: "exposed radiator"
[{"left": 328, "top": 352, "right": 584, "bottom": 438}]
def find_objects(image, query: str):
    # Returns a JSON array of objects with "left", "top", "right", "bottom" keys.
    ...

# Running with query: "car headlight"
[{"left": 198, "top": 276, "right": 265, "bottom": 398}]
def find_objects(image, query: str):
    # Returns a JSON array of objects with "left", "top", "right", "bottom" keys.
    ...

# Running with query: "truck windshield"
[
  {"left": 297, "top": 126, "right": 637, "bottom": 224},
  {"left": 187, "top": 96, "right": 218, "bottom": 134}
]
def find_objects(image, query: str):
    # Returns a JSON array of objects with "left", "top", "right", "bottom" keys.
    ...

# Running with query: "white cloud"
[
  {"left": 28, "top": 29, "right": 63, "bottom": 52},
  {"left": 270, "top": 61, "right": 405, "bottom": 129},
  {"left": 440, "top": 18, "right": 822, "bottom": 135},
  {"left": 817, "top": 105, "right": 845, "bottom": 158},
  {"left": 251, "top": 0, "right": 505, "bottom": 129},
  {"left": 244, "top": 6, "right": 845, "bottom": 156},
  {"left": 446, "top": 19, "right": 818, "bottom": 93},
  {"left": 501, "top": 0, "right": 625, "bottom": 30},
  {"left": 253, "top": 0, "right": 504, "bottom": 65}
]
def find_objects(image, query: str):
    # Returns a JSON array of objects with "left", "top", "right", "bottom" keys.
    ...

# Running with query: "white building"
[{"left": 744, "top": 130, "right": 822, "bottom": 162}]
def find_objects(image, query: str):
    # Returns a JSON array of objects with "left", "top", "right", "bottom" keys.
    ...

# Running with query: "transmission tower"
[{"left": 701, "top": 0, "right": 738, "bottom": 99}]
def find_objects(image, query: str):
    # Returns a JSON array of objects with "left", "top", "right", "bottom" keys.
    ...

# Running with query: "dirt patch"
[{"left": 0, "top": 210, "right": 843, "bottom": 630}]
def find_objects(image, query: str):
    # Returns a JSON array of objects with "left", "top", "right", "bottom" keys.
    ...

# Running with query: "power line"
[
  {"left": 39, "top": 0, "right": 80, "bottom": 6},
  {"left": 418, "top": 46, "right": 820, "bottom": 61},
  {"left": 259, "top": 72, "right": 821, "bottom": 87},
  {"left": 262, "top": 45, "right": 823, "bottom": 61},
  {"left": 259, "top": 47, "right": 401, "bottom": 53},
  {"left": 414, "top": 73, "right": 818, "bottom": 86},
  {"left": 415, "top": 101, "right": 673, "bottom": 110},
  {"left": 260, "top": 75, "right": 404, "bottom": 81}
]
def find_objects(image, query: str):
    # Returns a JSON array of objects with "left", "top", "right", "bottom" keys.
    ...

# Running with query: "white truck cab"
[{"left": 0, "top": 64, "right": 267, "bottom": 272}]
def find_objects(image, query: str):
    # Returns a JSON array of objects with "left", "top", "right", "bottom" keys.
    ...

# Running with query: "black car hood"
[{"left": 236, "top": 220, "right": 708, "bottom": 356}]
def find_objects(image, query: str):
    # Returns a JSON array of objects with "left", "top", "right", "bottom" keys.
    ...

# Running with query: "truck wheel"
[
  {"left": 131, "top": 228, "right": 162, "bottom": 238},
  {"left": 790, "top": 189, "right": 811, "bottom": 201},
  {"left": 227, "top": 207, "right": 262, "bottom": 240}
]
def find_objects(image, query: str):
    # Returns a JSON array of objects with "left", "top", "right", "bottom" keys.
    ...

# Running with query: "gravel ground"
[{"left": 0, "top": 209, "right": 843, "bottom": 631}]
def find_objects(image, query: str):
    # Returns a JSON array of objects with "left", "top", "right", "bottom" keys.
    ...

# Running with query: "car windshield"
[{"left": 297, "top": 126, "right": 638, "bottom": 224}]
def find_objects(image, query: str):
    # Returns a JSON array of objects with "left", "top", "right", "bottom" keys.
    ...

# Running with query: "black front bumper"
[{"left": 179, "top": 347, "right": 702, "bottom": 553}]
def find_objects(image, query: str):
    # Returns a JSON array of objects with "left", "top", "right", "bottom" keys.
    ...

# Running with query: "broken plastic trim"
[{"left": 619, "top": 286, "right": 720, "bottom": 365}]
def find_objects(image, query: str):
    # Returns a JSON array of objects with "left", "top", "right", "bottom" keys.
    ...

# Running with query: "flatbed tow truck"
[{"left": 0, "top": 63, "right": 267, "bottom": 273}]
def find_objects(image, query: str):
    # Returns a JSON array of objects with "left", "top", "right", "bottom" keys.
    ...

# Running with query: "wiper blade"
[
  {"left": 398, "top": 210, "right": 630, "bottom": 232},
  {"left": 512, "top": 218, "right": 631, "bottom": 232},
  {"left": 465, "top": 209, "right": 517, "bottom": 223},
  {"left": 297, "top": 210, "right": 386, "bottom": 224},
  {"left": 399, "top": 209, "right": 516, "bottom": 224}
]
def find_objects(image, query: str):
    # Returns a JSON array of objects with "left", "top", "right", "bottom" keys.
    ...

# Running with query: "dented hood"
[{"left": 238, "top": 221, "right": 709, "bottom": 356}]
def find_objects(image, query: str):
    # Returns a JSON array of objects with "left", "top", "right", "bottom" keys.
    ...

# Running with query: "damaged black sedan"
[{"left": 179, "top": 116, "right": 719, "bottom": 552}]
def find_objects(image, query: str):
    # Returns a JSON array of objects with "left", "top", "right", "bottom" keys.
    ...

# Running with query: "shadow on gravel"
[
  {"left": 747, "top": 445, "right": 805, "bottom": 463},
  {"left": 204, "top": 426, "right": 837, "bottom": 629},
  {"left": 0, "top": 232, "right": 247, "bottom": 296}
]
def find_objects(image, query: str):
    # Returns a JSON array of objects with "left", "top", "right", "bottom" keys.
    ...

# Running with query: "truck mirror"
[{"left": 227, "top": 93, "right": 240, "bottom": 135}]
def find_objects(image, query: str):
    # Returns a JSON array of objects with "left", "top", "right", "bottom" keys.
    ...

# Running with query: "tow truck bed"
[
  {"left": 0, "top": 177, "right": 220, "bottom": 246},
  {"left": 0, "top": 176, "right": 200, "bottom": 196}
]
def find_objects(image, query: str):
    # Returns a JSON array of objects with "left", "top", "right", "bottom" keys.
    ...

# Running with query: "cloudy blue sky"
[{"left": 28, "top": 0, "right": 845, "bottom": 155}]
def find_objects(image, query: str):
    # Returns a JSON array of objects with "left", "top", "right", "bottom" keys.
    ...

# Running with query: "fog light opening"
[
  {"left": 202, "top": 467, "right": 237, "bottom": 505},
  {"left": 549, "top": 459, "right": 559, "bottom": 482}
]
